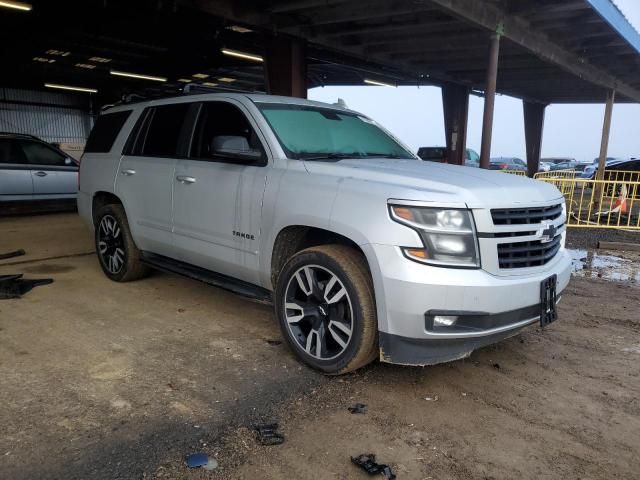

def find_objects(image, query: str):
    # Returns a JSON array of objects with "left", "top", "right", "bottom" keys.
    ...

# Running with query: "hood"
[{"left": 303, "top": 158, "right": 563, "bottom": 208}]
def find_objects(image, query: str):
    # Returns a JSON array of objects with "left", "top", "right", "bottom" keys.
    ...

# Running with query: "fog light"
[{"left": 433, "top": 315, "right": 458, "bottom": 327}]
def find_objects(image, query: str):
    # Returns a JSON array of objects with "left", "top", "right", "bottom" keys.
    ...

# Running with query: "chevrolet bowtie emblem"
[{"left": 540, "top": 222, "right": 557, "bottom": 243}]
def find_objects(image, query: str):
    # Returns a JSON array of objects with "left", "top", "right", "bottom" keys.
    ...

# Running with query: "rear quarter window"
[{"left": 85, "top": 110, "right": 132, "bottom": 153}]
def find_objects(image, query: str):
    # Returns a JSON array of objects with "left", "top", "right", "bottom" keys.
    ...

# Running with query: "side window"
[
  {"left": 85, "top": 110, "right": 132, "bottom": 153},
  {"left": 18, "top": 140, "right": 67, "bottom": 166},
  {"left": 141, "top": 103, "right": 191, "bottom": 157},
  {"left": 0, "top": 139, "right": 27, "bottom": 164},
  {"left": 191, "top": 102, "right": 265, "bottom": 164}
]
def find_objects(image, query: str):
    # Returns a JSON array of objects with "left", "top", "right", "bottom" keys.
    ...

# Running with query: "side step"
[{"left": 140, "top": 252, "right": 272, "bottom": 303}]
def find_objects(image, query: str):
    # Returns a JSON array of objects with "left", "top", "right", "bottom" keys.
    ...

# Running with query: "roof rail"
[
  {"left": 181, "top": 82, "right": 264, "bottom": 95},
  {"left": 0, "top": 131, "right": 40, "bottom": 140}
]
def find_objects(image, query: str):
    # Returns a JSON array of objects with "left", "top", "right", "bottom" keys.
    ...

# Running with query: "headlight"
[{"left": 390, "top": 205, "right": 480, "bottom": 268}]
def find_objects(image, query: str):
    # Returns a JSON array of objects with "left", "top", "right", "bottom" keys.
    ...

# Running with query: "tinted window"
[
  {"left": 0, "top": 139, "right": 27, "bottom": 164},
  {"left": 142, "top": 103, "right": 191, "bottom": 157},
  {"left": 18, "top": 140, "right": 67, "bottom": 166},
  {"left": 191, "top": 102, "right": 264, "bottom": 162},
  {"left": 85, "top": 110, "right": 132, "bottom": 153}
]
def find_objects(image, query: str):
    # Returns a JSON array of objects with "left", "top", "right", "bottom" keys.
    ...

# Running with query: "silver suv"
[
  {"left": 78, "top": 93, "right": 572, "bottom": 374},
  {"left": 0, "top": 133, "right": 78, "bottom": 205}
]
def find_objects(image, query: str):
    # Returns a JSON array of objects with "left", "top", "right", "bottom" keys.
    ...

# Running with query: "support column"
[
  {"left": 264, "top": 36, "right": 307, "bottom": 98},
  {"left": 442, "top": 83, "right": 470, "bottom": 165},
  {"left": 596, "top": 89, "right": 615, "bottom": 181},
  {"left": 479, "top": 34, "right": 501, "bottom": 169},
  {"left": 523, "top": 101, "right": 547, "bottom": 178}
]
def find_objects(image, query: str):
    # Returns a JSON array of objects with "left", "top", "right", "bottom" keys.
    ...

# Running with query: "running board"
[{"left": 140, "top": 252, "right": 272, "bottom": 303}]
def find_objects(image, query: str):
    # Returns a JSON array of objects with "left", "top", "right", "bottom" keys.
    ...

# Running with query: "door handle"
[
  {"left": 120, "top": 169, "right": 136, "bottom": 176},
  {"left": 34, "top": 171, "right": 47, "bottom": 177},
  {"left": 176, "top": 175, "right": 196, "bottom": 184}
]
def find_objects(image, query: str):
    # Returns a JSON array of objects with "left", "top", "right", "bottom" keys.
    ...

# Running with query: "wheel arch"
[{"left": 92, "top": 191, "right": 123, "bottom": 225}]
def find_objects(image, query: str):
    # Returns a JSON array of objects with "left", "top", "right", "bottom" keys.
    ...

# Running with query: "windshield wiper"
[
  {"left": 299, "top": 152, "right": 363, "bottom": 161},
  {"left": 362, "top": 152, "right": 408, "bottom": 159}
]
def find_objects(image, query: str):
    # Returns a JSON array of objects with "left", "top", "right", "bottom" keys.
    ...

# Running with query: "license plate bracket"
[{"left": 540, "top": 275, "right": 558, "bottom": 327}]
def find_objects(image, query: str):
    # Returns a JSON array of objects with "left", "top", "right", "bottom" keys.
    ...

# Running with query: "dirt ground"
[{"left": 1, "top": 213, "right": 639, "bottom": 480}]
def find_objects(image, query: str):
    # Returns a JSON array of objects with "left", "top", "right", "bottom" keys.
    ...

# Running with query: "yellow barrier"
[
  {"left": 600, "top": 169, "right": 640, "bottom": 183},
  {"left": 499, "top": 170, "right": 528, "bottom": 176},
  {"left": 536, "top": 176, "right": 640, "bottom": 229},
  {"left": 533, "top": 169, "right": 577, "bottom": 180}
]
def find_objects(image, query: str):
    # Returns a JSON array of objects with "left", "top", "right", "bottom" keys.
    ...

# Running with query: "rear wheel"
[
  {"left": 275, "top": 245, "right": 378, "bottom": 374},
  {"left": 94, "top": 204, "right": 149, "bottom": 282}
]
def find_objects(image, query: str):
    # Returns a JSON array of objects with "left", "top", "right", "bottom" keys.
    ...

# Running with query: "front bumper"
[{"left": 363, "top": 244, "right": 572, "bottom": 365}]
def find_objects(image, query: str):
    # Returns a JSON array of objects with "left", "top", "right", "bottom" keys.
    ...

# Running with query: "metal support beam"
[
  {"left": 523, "top": 101, "right": 547, "bottom": 177},
  {"left": 596, "top": 89, "right": 615, "bottom": 180},
  {"left": 427, "top": 0, "right": 640, "bottom": 102},
  {"left": 480, "top": 34, "right": 500, "bottom": 169},
  {"left": 442, "top": 83, "right": 470, "bottom": 165},
  {"left": 264, "top": 36, "right": 308, "bottom": 98}
]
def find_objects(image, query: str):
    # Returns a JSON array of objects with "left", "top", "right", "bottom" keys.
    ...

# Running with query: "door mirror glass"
[{"left": 211, "top": 135, "right": 262, "bottom": 162}]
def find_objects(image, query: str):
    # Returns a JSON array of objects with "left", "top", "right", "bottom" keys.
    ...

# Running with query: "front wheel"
[{"left": 275, "top": 245, "right": 378, "bottom": 374}]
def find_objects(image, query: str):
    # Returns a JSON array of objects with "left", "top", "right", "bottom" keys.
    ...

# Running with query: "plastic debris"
[
  {"left": 0, "top": 249, "right": 26, "bottom": 261},
  {"left": 351, "top": 453, "right": 396, "bottom": 479},
  {"left": 348, "top": 403, "right": 368, "bottom": 414},
  {"left": 424, "top": 395, "right": 439, "bottom": 401},
  {"left": 0, "top": 274, "right": 53, "bottom": 299},
  {"left": 185, "top": 452, "right": 218, "bottom": 470},
  {"left": 254, "top": 423, "right": 285, "bottom": 445}
]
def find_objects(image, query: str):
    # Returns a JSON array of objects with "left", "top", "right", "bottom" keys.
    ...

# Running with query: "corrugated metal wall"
[{"left": 0, "top": 88, "right": 93, "bottom": 145}]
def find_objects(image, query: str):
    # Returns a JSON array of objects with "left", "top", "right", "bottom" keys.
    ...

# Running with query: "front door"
[
  {"left": 172, "top": 101, "right": 268, "bottom": 284},
  {"left": 115, "top": 102, "right": 193, "bottom": 257}
]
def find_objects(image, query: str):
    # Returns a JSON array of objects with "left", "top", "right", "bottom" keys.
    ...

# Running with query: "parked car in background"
[
  {"left": 489, "top": 157, "right": 527, "bottom": 171},
  {"left": 539, "top": 161, "right": 551, "bottom": 172},
  {"left": 0, "top": 132, "right": 78, "bottom": 207},
  {"left": 542, "top": 157, "right": 579, "bottom": 171},
  {"left": 580, "top": 158, "right": 628, "bottom": 179},
  {"left": 417, "top": 146, "right": 480, "bottom": 167}
]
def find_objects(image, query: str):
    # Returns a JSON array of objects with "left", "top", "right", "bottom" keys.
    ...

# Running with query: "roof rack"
[{"left": 100, "top": 83, "right": 264, "bottom": 112}]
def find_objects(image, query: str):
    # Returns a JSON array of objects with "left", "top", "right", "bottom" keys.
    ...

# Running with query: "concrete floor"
[
  {"left": 1, "top": 213, "right": 639, "bottom": 480},
  {"left": 0, "top": 213, "right": 321, "bottom": 480}
]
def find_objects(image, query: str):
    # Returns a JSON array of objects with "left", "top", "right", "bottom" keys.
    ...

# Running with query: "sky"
[{"left": 308, "top": 0, "right": 640, "bottom": 163}]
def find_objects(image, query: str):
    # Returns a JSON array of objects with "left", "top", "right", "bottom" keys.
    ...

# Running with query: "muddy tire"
[
  {"left": 94, "top": 204, "right": 149, "bottom": 282},
  {"left": 275, "top": 245, "right": 378, "bottom": 374}
]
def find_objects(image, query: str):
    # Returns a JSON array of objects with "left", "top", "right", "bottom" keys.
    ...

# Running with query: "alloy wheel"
[
  {"left": 284, "top": 265, "right": 354, "bottom": 360},
  {"left": 97, "top": 215, "right": 126, "bottom": 274}
]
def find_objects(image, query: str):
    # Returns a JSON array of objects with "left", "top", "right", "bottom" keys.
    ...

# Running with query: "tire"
[
  {"left": 94, "top": 204, "right": 149, "bottom": 282},
  {"left": 274, "top": 245, "right": 378, "bottom": 374}
]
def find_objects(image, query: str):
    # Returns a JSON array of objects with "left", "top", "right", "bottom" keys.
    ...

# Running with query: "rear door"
[
  {"left": 115, "top": 102, "right": 194, "bottom": 257},
  {"left": 172, "top": 100, "right": 268, "bottom": 283},
  {"left": 0, "top": 138, "right": 33, "bottom": 201},
  {"left": 17, "top": 139, "right": 78, "bottom": 198}
]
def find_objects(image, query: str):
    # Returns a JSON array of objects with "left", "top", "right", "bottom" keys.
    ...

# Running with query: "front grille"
[
  {"left": 498, "top": 235, "right": 562, "bottom": 269},
  {"left": 491, "top": 204, "right": 562, "bottom": 225}
]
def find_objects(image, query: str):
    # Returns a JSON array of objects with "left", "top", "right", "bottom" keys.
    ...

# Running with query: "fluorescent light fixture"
[
  {"left": 33, "top": 57, "right": 55, "bottom": 63},
  {"left": 0, "top": 1, "right": 32, "bottom": 11},
  {"left": 217, "top": 77, "right": 236, "bottom": 83},
  {"left": 221, "top": 48, "right": 263, "bottom": 63},
  {"left": 45, "top": 83, "right": 97, "bottom": 94},
  {"left": 177, "top": 78, "right": 192, "bottom": 83},
  {"left": 46, "top": 49, "right": 70, "bottom": 56},
  {"left": 202, "top": 82, "right": 218, "bottom": 87},
  {"left": 226, "top": 25, "right": 253, "bottom": 34},
  {"left": 75, "top": 63, "right": 96, "bottom": 69},
  {"left": 89, "top": 56, "right": 111, "bottom": 63},
  {"left": 110, "top": 70, "right": 167, "bottom": 82},
  {"left": 364, "top": 78, "right": 395, "bottom": 87},
  {"left": 192, "top": 73, "right": 209, "bottom": 79}
]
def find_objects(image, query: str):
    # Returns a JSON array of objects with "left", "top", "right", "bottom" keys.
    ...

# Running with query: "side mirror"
[{"left": 211, "top": 135, "right": 263, "bottom": 163}]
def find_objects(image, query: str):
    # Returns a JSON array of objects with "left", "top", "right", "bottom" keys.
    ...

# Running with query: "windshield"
[{"left": 256, "top": 103, "right": 415, "bottom": 160}]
